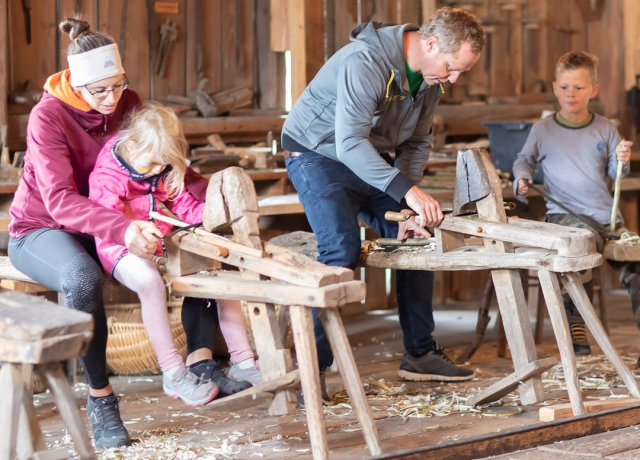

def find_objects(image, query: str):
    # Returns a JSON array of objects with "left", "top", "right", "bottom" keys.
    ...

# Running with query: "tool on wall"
[
  {"left": 119, "top": 0, "right": 129, "bottom": 63},
  {"left": 21, "top": 0, "right": 31, "bottom": 45},
  {"left": 152, "top": 19, "right": 178, "bottom": 78}
]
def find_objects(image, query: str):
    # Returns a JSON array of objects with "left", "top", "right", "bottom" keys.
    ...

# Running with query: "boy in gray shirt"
[{"left": 514, "top": 51, "right": 636, "bottom": 357}]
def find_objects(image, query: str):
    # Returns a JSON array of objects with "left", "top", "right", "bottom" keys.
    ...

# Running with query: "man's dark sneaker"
[
  {"left": 190, "top": 359, "right": 252, "bottom": 397},
  {"left": 86, "top": 394, "right": 131, "bottom": 448},
  {"left": 297, "top": 369, "right": 333, "bottom": 409},
  {"left": 569, "top": 322, "right": 591, "bottom": 356},
  {"left": 397, "top": 348, "right": 475, "bottom": 382}
]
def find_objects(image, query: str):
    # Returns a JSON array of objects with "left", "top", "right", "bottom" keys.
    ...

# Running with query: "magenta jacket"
[
  {"left": 89, "top": 137, "right": 205, "bottom": 274},
  {"left": 9, "top": 90, "right": 209, "bottom": 248}
]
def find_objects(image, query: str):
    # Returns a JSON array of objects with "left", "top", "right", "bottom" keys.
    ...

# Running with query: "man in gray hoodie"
[{"left": 282, "top": 7, "right": 483, "bottom": 398}]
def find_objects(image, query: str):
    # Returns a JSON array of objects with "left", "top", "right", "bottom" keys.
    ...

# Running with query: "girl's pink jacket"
[{"left": 88, "top": 136, "right": 205, "bottom": 274}]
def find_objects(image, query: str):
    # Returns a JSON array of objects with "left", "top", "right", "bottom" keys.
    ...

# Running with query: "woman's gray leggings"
[{"left": 9, "top": 228, "right": 110, "bottom": 389}]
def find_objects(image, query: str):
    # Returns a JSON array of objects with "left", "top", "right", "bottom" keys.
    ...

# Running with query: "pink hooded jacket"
[{"left": 89, "top": 137, "right": 205, "bottom": 274}]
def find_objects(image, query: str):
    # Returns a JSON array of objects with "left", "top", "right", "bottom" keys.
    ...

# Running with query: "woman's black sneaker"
[
  {"left": 397, "top": 348, "right": 475, "bottom": 382},
  {"left": 86, "top": 394, "right": 131, "bottom": 448},
  {"left": 190, "top": 359, "right": 252, "bottom": 397}
]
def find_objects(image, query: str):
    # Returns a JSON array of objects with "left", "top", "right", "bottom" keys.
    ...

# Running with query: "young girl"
[{"left": 88, "top": 102, "right": 261, "bottom": 406}]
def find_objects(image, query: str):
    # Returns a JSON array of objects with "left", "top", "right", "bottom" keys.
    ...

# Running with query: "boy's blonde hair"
[
  {"left": 114, "top": 102, "right": 188, "bottom": 197},
  {"left": 555, "top": 51, "right": 599, "bottom": 84}
]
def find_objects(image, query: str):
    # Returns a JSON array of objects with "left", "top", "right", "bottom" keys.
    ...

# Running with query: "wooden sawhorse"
[{"left": 0, "top": 290, "right": 95, "bottom": 460}]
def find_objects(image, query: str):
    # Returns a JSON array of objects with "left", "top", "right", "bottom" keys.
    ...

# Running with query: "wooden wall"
[{"left": 5, "top": 0, "right": 285, "bottom": 109}]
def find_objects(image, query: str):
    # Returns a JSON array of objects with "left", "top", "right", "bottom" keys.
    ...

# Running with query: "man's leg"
[
  {"left": 286, "top": 152, "right": 364, "bottom": 401},
  {"left": 361, "top": 190, "right": 474, "bottom": 381}
]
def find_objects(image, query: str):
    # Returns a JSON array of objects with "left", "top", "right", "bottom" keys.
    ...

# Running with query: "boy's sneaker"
[
  {"left": 229, "top": 360, "right": 263, "bottom": 386},
  {"left": 297, "top": 368, "right": 333, "bottom": 409},
  {"left": 190, "top": 359, "right": 252, "bottom": 397},
  {"left": 86, "top": 394, "right": 131, "bottom": 448},
  {"left": 569, "top": 321, "right": 591, "bottom": 356},
  {"left": 397, "top": 348, "right": 475, "bottom": 382},
  {"left": 163, "top": 364, "right": 219, "bottom": 406}
]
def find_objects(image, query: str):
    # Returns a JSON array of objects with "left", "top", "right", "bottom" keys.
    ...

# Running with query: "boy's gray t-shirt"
[{"left": 512, "top": 113, "right": 628, "bottom": 225}]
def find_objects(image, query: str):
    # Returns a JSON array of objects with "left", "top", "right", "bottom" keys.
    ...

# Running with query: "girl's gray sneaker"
[
  {"left": 163, "top": 364, "right": 220, "bottom": 406},
  {"left": 229, "top": 360, "right": 263, "bottom": 386}
]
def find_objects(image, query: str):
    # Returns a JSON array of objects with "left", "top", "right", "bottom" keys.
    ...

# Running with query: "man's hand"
[
  {"left": 397, "top": 218, "right": 431, "bottom": 240},
  {"left": 616, "top": 140, "right": 633, "bottom": 163},
  {"left": 516, "top": 178, "right": 532, "bottom": 196},
  {"left": 403, "top": 185, "right": 443, "bottom": 228},
  {"left": 125, "top": 221, "right": 162, "bottom": 258}
]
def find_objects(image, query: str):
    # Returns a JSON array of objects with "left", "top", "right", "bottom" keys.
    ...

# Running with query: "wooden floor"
[{"left": 33, "top": 288, "right": 640, "bottom": 459}]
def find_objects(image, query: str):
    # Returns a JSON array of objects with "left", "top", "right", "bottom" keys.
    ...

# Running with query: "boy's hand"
[
  {"left": 516, "top": 178, "right": 532, "bottom": 196},
  {"left": 616, "top": 140, "right": 633, "bottom": 163}
]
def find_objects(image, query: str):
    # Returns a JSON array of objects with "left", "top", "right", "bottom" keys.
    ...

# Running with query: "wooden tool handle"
[{"left": 384, "top": 211, "right": 410, "bottom": 222}]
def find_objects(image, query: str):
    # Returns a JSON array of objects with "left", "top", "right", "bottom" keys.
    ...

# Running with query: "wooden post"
[{"left": 0, "top": 0, "right": 8, "bottom": 129}]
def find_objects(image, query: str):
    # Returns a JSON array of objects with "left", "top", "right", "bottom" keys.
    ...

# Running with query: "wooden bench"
[
  {"left": 0, "top": 290, "right": 96, "bottom": 460},
  {"left": 0, "top": 255, "right": 57, "bottom": 296}
]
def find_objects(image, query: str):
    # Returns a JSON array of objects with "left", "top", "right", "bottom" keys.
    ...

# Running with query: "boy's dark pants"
[
  {"left": 546, "top": 214, "right": 640, "bottom": 328},
  {"left": 286, "top": 152, "right": 436, "bottom": 370}
]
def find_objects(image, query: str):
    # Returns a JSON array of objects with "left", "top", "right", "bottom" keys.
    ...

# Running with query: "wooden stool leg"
[
  {"left": 289, "top": 306, "right": 329, "bottom": 460},
  {"left": 537, "top": 271, "right": 584, "bottom": 416},
  {"left": 41, "top": 364, "right": 96, "bottom": 460},
  {"left": 17, "top": 371, "right": 48, "bottom": 460},
  {"left": 534, "top": 287, "right": 546, "bottom": 344},
  {"left": 0, "top": 363, "right": 23, "bottom": 460},
  {"left": 594, "top": 265, "right": 609, "bottom": 333},
  {"left": 320, "top": 308, "right": 383, "bottom": 456},
  {"left": 491, "top": 269, "right": 545, "bottom": 404},
  {"left": 561, "top": 272, "right": 640, "bottom": 398}
]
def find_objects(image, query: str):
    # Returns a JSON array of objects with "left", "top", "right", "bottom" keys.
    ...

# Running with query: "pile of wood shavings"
[
  {"left": 542, "top": 354, "right": 640, "bottom": 393},
  {"left": 58, "top": 425, "right": 242, "bottom": 459},
  {"left": 325, "top": 378, "right": 520, "bottom": 421}
]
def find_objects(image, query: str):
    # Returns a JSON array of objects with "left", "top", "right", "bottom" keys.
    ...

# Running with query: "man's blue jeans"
[{"left": 286, "top": 152, "right": 436, "bottom": 370}]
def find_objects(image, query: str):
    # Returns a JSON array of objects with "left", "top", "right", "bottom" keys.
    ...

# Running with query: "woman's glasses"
[{"left": 84, "top": 75, "right": 129, "bottom": 100}]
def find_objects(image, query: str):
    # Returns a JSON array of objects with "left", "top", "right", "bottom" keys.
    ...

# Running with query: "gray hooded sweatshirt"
[{"left": 281, "top": 22, "right": 442, "bottom": 203}]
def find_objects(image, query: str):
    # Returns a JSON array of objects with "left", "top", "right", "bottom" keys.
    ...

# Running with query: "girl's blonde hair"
[{"left": 115, "top": 102, "right": 188, "bottom": 197}]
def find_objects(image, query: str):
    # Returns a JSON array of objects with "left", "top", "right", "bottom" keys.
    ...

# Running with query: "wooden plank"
[
  {"left": 0, "top": 291, "right": 92, "bottom": 341},
  {"left": 321, "top": 308, "right": 383, "bottom": 456},
  {"left": 167, "top": 274, "right": 365, "bottom": 308},
  {"left": 439, "top": 216, "right": 596, "bottom": 257},
  {"left": 537, "top": 425, "right": 640, "bottom": 457},
  {"left": 0, "top": 279, "right": 52, "bottom": 293},
  {"left": 539, "top": 398, "right": 640, "bottom": 423},
  {"left": 361, "top": 245, "right": 602, "bottom": 273},
  {"left": 561, "top": 272, "right": 640, "bottom": 399},
  {"left": 467, "top": 357, "right": 557, "bottom": 407},
  {"left": 367, "top": 404, "right": 640, "bottom": 460},
  {"left": 257, "top": 0, "right": 285, "bottom": 110},
  {"left": 290, "top": 305, "right": 328, "bottom": 460},
  {"left": 537, "top": 270, "right": 584, "bottom": 417},
  {"left": 0, "top": 332, "right": 92, "bottom": 364},
  {"left": 603, "top": 242, "right": 640, "bottom": 262},
  {"left": 180, "top": 115, "right": 285, "bottom": 137}
]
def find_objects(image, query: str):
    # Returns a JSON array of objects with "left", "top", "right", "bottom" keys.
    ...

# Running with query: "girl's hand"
[
  {"left": 516, "top": 178, "right": 532, "bottom": 196},
  {"left": 125, "top": 221, "right": 162, "bottom": 257},
  {"left": 616, "top": 140, "right": 633, "bottom": 163}
]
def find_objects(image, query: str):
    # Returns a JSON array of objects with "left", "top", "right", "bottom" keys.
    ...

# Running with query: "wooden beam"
[
  {"left": 539, "top": 398, "right": 640, "bottom": 422},
  {"left": 0, "top": 0, "right": 7, "bottom": 128},
  {"left": 368, "top": 404, "right": 640, "bottom": 460}
]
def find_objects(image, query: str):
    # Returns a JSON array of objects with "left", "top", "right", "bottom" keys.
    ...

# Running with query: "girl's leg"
[{"left": 113, "top": 254, "right": 183, "bottom": 372}]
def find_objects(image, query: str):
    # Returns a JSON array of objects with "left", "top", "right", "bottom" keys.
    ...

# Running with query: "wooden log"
[
  {"left": 561, "top": 272, "right": 640, "bottom": 398},
  {"left": 167, "top": 274, "right": 365, "bottom": 308},
  {"left": 539, "top": 398, "right": 640, "bottom": 422},
  {"left": 290, "top": 305, "right": 329, "bottom": 459},
  {"left": 467, "top": 357, "right": 557, "bottom": 406},
  {"left": 537, "top": 270, "right": 584, "bottom": 416}
]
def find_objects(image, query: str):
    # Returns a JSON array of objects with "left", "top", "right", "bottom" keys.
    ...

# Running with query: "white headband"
[{"left": 67, "top": 44, "right": 125, "bottom": 87}]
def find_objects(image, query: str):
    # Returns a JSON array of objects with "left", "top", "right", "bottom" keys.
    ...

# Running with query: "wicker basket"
[{"left": 105, "top": 304, "right": 187, "bottom": 375}]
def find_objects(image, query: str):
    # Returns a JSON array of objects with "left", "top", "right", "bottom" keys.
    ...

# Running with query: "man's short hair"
[
  {"left": 555, "top": 51, "right": 599, "bottom": 84},
  {"left": 418, "top": 7, "right": 484, "bottom": 54}
]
